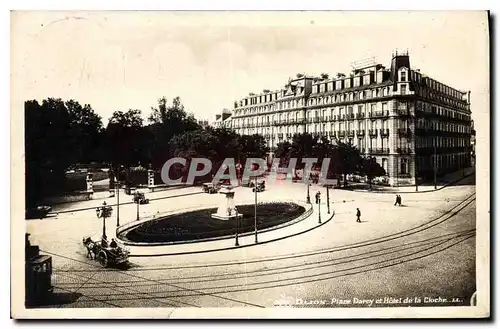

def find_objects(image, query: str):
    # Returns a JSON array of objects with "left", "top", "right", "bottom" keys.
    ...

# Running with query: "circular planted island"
[{"left": 118, "top": 202, "right": 306, "bottom": 244}]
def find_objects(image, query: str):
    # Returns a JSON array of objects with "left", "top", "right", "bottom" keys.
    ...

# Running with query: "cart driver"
[{"left": 110, "top": 238, "right": 118, "bottom": 248}]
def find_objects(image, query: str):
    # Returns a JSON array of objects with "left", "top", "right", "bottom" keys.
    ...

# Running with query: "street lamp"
[
  {"left": 306, "top": 177, "right": 311, "bottom": 204},
  {"left": 116, "top": 178, "right": 120, "bottom": 227},
  {"left": 254, "top": 175, "right": 258, "bottom": 244},
  {"left": 318, "top": 193, "right": 322, "bottom": 224},
  {"left": 235, "top": 215, "right": 240, "bottom": 247},
  {"left": 96, "top": 201, "right": 112, "bottom": 240},
  {"left": 326, "top": 184, "right": 330, "bottom": 214},
  {"left": 434, "top": 139, "right": 437, "bottom": 190},
  {"left": 136, "top": 196, "right": 140, "bottom": 221}
]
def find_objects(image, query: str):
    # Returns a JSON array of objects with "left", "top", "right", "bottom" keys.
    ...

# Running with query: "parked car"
[
  {"left": 202, "top": 183, "right": 220, "bottom": 194},
  {"left": 132, "top": 191, "right": 149, "bottom": 204},
  {"left": 26, "top": 205, "right": 52, "bottom": 219}
]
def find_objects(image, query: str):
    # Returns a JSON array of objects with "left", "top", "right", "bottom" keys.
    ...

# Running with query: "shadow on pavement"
[{"left": 26, "top": 292, "right": 83, "bottom": 308}]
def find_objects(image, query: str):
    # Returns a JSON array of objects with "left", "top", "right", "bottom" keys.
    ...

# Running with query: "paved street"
[{"left": 26, "top": 174, "right": 476, "bottom": 308}]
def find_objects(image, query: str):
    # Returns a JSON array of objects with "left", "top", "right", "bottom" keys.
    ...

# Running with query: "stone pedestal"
[{"left": 211, "top": 186, "right": 243, "bottom": 221}]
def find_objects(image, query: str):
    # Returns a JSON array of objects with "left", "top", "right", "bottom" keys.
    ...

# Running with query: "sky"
[{"left": 11, "top": 11, "right": 489, "bottom": 124}]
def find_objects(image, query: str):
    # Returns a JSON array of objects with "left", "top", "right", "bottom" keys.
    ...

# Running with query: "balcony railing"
[
  {"left": 356, "top": 129, "right": 365, "bottom": 136},
  {"left": 356, "top": 113, "right": 365, "bottom": 119},
  {"left": 368, "top": 129, "right": 378, "bottom": 137},
  {"left": 369, "top": 148, "right": 390, "bottom": 154},
  {"left": 329, "top": 131, "right": 336, "bottom": 137},
  {"left": 369, "top": 110, "right": 389, "bottom": 118},
  {"left": 347, "top": 113, "right": 355, "bottom": 120},
  {"left": 397, "top": 147, "right": 411, "bottom": 154},
  {"left": 338, "top": 130, "right": 346, "bottom": 137},
  {"left": 396, "top": 108, "right": 409, "bottom": 116},
  {"left": 397, "top": 128, "right": 412, "bottom": 136},
  {"left": 379, "top": 128, "right": 390, "bottom": 137},
  {"left": 347, "top": 130, "right": 355, "bottom": 137}
]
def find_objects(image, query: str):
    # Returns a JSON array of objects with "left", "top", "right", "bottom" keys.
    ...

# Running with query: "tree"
[
  {"left": 360, "top": 156, "right": 386, "bottom": 189},
  {"left": 329, "top": 140, "right": 363, "bottom": 187},
  {"left": 24, "top": 98, "right": 105, "bottom": 208},
  {"left": 320, "top": 73, "right": 330, "bottom": 80},
  {"left": 65, "top": 100, "right": 103, "bottom": 163},
  {"left": 289, "top": 133, "right": 319, "bottom": 170},
  {"left": 105, "top": 109, "right": 146, "bottom": 170},
  {"left": 148, "top": 97, "right": 201, "bottom": 168},
  {"left": 274, "top": 141, "right": 292, "bottom": 167}
]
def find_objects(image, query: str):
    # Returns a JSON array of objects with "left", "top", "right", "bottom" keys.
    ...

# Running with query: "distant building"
[
  {"left": 211, "top": 109, "right": 232, "bottom": 129},
  {"left": 197, "top": 119, "right": 210, "bottom": 128},
  {"left": 471, "top": 120, "right": 476, "bottom": 157},
  {"left": 229, "top": 51, "right": 473, "bottom": 186}
]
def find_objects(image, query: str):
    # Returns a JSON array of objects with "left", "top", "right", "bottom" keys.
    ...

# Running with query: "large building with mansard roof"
[{"left": 229, "top": 52, "right": 473, "bottom": 187}]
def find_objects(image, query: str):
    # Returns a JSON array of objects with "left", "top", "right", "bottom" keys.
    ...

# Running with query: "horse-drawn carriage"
[{"left": 82, "top": 236, "right": 130, "bottom": 267}]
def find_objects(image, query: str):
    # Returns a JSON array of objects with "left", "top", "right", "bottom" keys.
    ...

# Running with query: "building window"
[
  {"left": 400, "top": 71, "right": 407, "bottom": 82},
  {"left": 382, "top": 158, "right": 388, "bottom": 173},
  {"left": 400, "top": 158, "right": 408, "bottom": 174},
  {"left": 401, "top": 84, "right": 407, "bottom": 95}
]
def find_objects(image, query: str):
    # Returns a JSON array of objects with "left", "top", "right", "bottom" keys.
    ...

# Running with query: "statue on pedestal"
[{"left": 211, "top": 186, "right": 243, "bottom": 221}]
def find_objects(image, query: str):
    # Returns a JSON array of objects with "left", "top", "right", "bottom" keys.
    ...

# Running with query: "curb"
[
  {"left": 344, "top": 172, "right": 475, "bottom": 195},
  {"left": 127, "top": 208, "right": 334, "bottom": 257},
  {"left": 117, "top": 203, "right": 313, "bottom": 247},
  {"left": 48, "top": 191, "right": 204, "bottom": 215}
]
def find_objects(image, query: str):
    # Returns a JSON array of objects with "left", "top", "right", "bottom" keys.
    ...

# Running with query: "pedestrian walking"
[
  {"left": 394, "top": 194, "right": 399, "bottom": 206},
  {"left": 315, "top": 191, "right": 321, "bottom": 204},
  {"left": 398, "top": 194, "right": 402, "bottom": 206},
  {"left": 356, "top": 208, "right": 361, "bottom": 223}
]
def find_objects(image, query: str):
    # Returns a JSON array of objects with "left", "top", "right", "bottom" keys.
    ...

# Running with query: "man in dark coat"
[{"left": 356, "top": 208, "right": 361, "bottom": 223}]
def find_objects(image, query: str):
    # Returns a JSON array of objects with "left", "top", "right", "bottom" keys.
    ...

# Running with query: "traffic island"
[{"left": 118, "top": 202, "right": 306, "bottom": 244}]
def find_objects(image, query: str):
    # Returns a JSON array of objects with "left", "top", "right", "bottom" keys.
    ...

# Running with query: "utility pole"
[
  {"left": 116, "top": 178, "right": 120, "bottom": 227},
  {"left": 306, "top": 177, "right": 311, "bottom": 204},
  {"left": 434, "top": 139, "right": 437, "bottom": 190},
  {"left": 326, "top": 184, "right": 330, "bottom": 214},
  {"left": 318, "top": 194, "right": 322, "bottom": 224},
  {"left": 254, "top": 175, "right": 258, "bottom": 244},
  {"left": 136, "top": 198, "right": 140, "bottom": 221},
  {"left": 235, "top": 215, "right": 240, "bottom": 247}
]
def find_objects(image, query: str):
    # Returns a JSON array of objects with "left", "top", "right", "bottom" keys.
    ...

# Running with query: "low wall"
[{"left": 116, "top": 200, "right": 313, "bottom": 246}]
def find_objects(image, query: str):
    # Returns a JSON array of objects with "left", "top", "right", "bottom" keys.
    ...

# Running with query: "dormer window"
[{"left": 401, "top": 71, "right": 406, "bottom": 82}]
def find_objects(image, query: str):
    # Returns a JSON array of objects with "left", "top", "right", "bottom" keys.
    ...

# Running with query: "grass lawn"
[{"left": 122, "top": 202, "right": 305, "bottom": 243}]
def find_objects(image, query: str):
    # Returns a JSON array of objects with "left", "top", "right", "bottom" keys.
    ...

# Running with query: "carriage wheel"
[{"left": 97, "top": 251, "right": 108, "bottom": 267}]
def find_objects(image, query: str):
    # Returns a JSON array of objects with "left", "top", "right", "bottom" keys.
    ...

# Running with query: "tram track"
[
  {"left": 55, "top": 228, "right": 475, "bottom": 287},
  {"left": 54, "top": 192, "right": 475, "bottom": 272},
  {"left": 52, "top": 232, "right": 474, "bottom": 302},
  {"left": 42, "top": 190, "right": 475, "bottom": 307}
]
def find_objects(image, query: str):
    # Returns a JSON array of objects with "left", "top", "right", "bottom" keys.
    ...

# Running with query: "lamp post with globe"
[{"left": 96, "top": 201, "right": 113, "bottom": 240}]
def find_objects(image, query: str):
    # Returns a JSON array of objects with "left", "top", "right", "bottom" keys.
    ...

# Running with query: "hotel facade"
[{"left": 228, "top": 52, "right": 473, "bottom": 186}]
